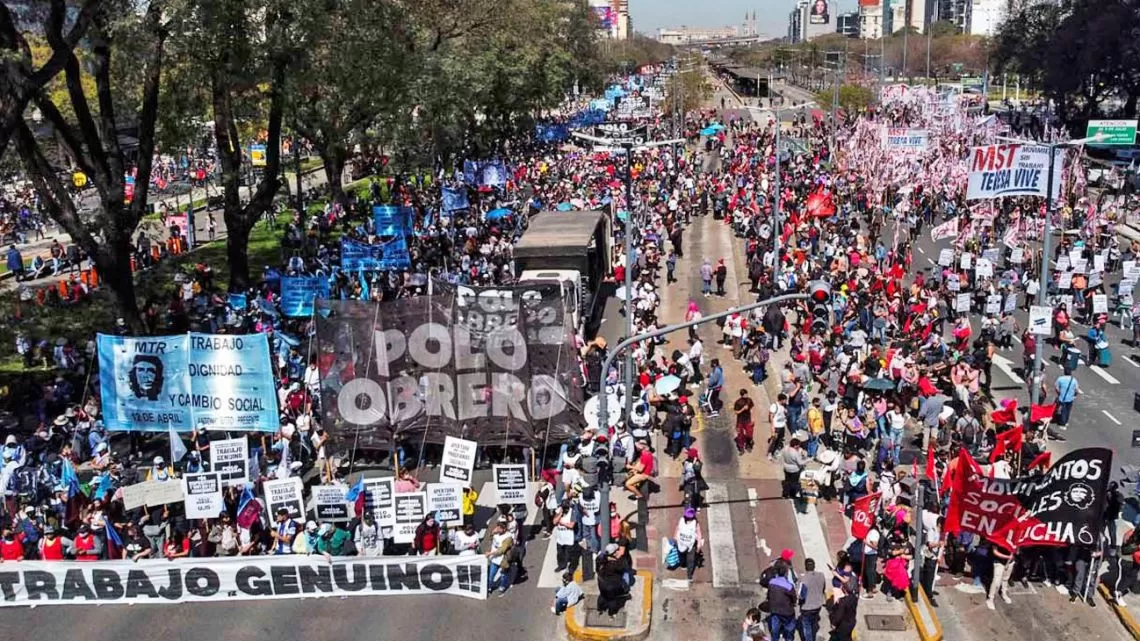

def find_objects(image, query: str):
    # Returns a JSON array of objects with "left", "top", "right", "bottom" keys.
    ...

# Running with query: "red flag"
[
  {"left": 924, "top": 447, "right": 937, "bottom": 481},
  {"left": 942, "top": 448, "right": 974, "bottom": 534},
  {"left": 1029, "top": 403, "right": 1056, "bottom": 424},
  {"left": 1027, "top": 450, "right": 1052, "bottom": 471},
  {"left": 990, "top": 399, "right": 1018, "bottom": 426},
  {"left": 850, "top": 492, "right": 883, "bottom": 540},
  {"left": 990, "top": 425, "right": 1024, "bottom": 463}
]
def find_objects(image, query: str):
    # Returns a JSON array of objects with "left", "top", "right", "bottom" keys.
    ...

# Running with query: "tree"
[
  {"left": 9, "top": 0, "right": 169, "bottom": 328},
  {"left": 814, "top": 85, "right": 874, "bottom": 115},
  {"left": 929, "top": 20, "right": 960, "bottom": 38},
  {"left": 188, "top": 0, "right": 290, "bottom": 292},
  {"left": 287, "top": 0, "right": 414, "bottom": 206},
  {"left": 666, "top": 69, "right": 712, "bottom": 116},
  {"left": 0, "top": 0, "right": 102, "bottom": 159}
]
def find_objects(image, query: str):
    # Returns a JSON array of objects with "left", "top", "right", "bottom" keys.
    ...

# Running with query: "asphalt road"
[{"left": 900, "top": 216, "right": 1140, "bottom": 471}]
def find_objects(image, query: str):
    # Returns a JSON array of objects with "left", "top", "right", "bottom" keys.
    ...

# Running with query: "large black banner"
[{"left": 315, "top": 282, "right": 584, "bottom": 450}]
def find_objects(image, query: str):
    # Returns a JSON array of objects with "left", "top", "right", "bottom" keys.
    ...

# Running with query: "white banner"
[
  {"left": 440, "top": 437, "right": 477, "bottom": 487},
  {"left": 882, "top": 127, "right": 929, "bottom": 151},
  {"left": 210, "top": 436, "right": 249, "bottom": 487},
  {"left": 1029, "top": 305, "right": 1053, "bottom": 336},
  {"left": 312, "top": 485, "right": 352, "bottom": 522},
  {"left": 264, "top": 477, "right": 304, "bottom": 519},
  {"left": 966, "top": 144, "right": 1064, "bottom": 200},
  {"left": 956, "top": 293, "right": 972, "bottom": 313},
  {"left": 183, "top": 472, "right": 224, "bottom": 520},
  {"left": 122, "top": 479, "right": 185, "bottom": 510},
  {"left": 0, "top": 555, "right": 487, "bottom": 606},
  {"left": 931, "top": 218, "right": 959, "bottom": 242}
]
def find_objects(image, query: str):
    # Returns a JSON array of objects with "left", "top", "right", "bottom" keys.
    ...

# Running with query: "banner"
[
  {"left": 966, "top": 144, "right": 1064, "bottom": 200},
  {"left": 264, "top": 477, "right": 305, "bottom": 519},
  {"left": 97, "top": 334, "right": 279, "bottom": 433},
  {"left": 494, "top": 464, "right": 528, "bottom": 504},
  {"left": 930, "top": 217, "right": 958, "bottom": 242},
  {"left": 441, "top": 187, "right": 470, "bottom": 212},
  {"left": 372, "top": 205, "right": 414, "bottom": 237},
  {"left": 210, "top": 437, "right": 249, "bottom": 487},
  {"left": 851, "top": 492, "right": 881, "bottom": 540},
  {"left": 122, "top": 479, "right": 185, "bottom": 510},
  {"left": 280, "top": 277, "right": 330, "bottom": 317},
  {"left": 250, "top": 144, "right": 267, "bottom": 168},
  {"left": 393, "top": 492, "right": 427, "bottom": 543},
  {"left": 183, "top": 472, "right": 224, "bottom": 520},
  {"left": 0, "top": 555, "right": 487, "bottom": 606},
  {"left": 882, "top": 128, "right": 929, "bottom": 151},
  {"left": 312, "top": 485, "right": 351, "bottom": 522},
  {"left": 340, "top": 238, "right": 411, "bottom": 272},
  {"left": 314, "top": 282, "right": 583, "bottom": 449},
  {"left": 945, "top": 448, "right": 1112, "bottom": 548},
  {"left": 440, "top": 436, "right": 478, "bottom": 486}
]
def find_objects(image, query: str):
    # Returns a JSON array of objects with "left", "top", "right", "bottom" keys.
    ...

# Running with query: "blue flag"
[
  {"left": 358, "top": 267, "right": 370, "bottom": 300},
  {"left": 106, "top": 522, "right": 123, "bottom": 549},
  {"left": 344, "top": 476, "right": 365, "bottom": 502},
  {"left": 60, "top": 459, "right": 81, "bottom": 498}
]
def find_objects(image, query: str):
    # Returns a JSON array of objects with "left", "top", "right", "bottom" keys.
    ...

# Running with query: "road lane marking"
[
  {"left": 1127, "top": 355, "right": 1140, "bottom": 368},
  {"left": 795, "top": 502, "right": 832, "bottom": 575},
  {"left": 992, "top": 354, "right": 1024, "bottom": 385},
  {"left": 706, "top": 483, "right": 740, "bottom": 587},
  {"left": 1103, "top": 410, "right": 1122, "bottom": 426},
  {"left": 748, "top": 487, "right": 758, "bottom": 508},
  {"left": 917, "top": 247, "right": 926, "bottom": 254},
  {"left": 1090, "top": 365, "right": 1121, "bottom": 385}
]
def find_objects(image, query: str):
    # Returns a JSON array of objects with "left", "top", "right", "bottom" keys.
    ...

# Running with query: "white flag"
[{"left": 169, "top": 424, "right": 188, "bottom": 462}]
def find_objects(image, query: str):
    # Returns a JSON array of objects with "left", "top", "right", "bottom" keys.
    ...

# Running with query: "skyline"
[{"left": 627, "top": 0, "right": 859, "bottom": 39}]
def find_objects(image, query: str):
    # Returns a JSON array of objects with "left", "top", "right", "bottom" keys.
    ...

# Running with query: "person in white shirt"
[
  {"left": 553, "top": 500, "right": 579, "bottom": 573},
  {"left": 673, "top": 507, "right": 704, "bottom": 580},
  {"left": 452, "top": 522, "right": 481, "bottom": 556},
  {"left": 354, "top": 512, "right": 382, "bottom": 557}
]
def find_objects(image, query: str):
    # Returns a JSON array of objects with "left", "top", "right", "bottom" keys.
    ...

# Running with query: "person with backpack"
[{"left": 763, "top": 556, "right": 799, "bottom": 640}]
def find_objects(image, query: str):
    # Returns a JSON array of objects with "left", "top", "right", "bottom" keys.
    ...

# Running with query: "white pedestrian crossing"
[
  {"left": 795, "top": 502, "right": 833, "bottom": 569},
  {"left": 1089, "top": 365, "right": 1121, "bottom": 385},
  {"left": 706, "top": 483, "right": 740, "bottom": 587}
]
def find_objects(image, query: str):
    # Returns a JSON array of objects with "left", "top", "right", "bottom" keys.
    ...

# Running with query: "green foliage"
[
  {"left": 814, "top": 85, "right": 874, "bottom": 114},
  {"left": 666, "top": 69, "right": 712, "bottom": 116}
]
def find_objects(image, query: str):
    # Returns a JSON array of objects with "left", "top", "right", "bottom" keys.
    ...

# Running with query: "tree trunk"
[
  {"left": 322, "top": 146, "right": 348, "bottom": 206},
  {"left": 96, "top": 240, "right": 141, "bottom": 328},
  {"left": 225, "top": 215, "right": 255, "bottom": 294},
  {"left": 1124, "top": 92, "right": 1138, "bottom": 119}
]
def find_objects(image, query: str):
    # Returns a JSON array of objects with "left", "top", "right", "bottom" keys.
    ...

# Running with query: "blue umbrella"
[
  {"left": 556, "top": 202, "right": 573, "bottom": 212},
  {"left": 486, "top": 207, "right": 512, "bottom": 221}
]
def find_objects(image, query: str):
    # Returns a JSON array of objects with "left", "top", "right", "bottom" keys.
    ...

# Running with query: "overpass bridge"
[{"left": 674, "top": 35, "right": 770, "bottom": 48}]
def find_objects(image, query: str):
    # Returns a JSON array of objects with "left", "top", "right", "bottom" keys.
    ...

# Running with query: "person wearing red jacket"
[{"left": 0, "top": 525, "right": 24, "bottom": 561}]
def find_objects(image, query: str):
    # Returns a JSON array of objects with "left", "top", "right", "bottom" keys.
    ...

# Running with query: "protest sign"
[
  {"left": 1094, "top": 255, "right": 1106, "bottom": 273},
  {"left": 931, "top": 219, "right": 958, "bottom": 242},
  {"left": 1057, "top": 271, "right": 1073, "bottom": 289},
  {"left": 1004, "top": 293, "right": 1018, "bottom": 313},
  {"left": 0, "top": 555, "right": 488, "bottom": 606},
  {"left": 1093, "top": 294, "right": 1109, "bottom": 315},
  {"left": 882, "top": 127, "right": 929, "bottom": 151},
  {"left": 937, "top": 248, "right": 954, "bottom": 266},
  {"left": 280, "top": 277, "right": 330, "bottom": 317},
  {"left": 966, "top": 144, "right": 1064, "bottom": 200},
  {"left": 955, "top": 293, "right": 972, "bottom": 313},
  {"left": 985, "top": 295, "right": 1002, "bottom": 315},
  {"left": 393, "top": 492, "right": 427, "bottom": 543},
  {"left": 210, "top": 436, "right": 249, "bottom": 487},
  {"left": 122, "top": 479, "right": 185, "bottom": 511},
  {"left": 440, "top": 436, "right": 477, "bottom": 486},
  {"left": 183, "top": 472, "right": 224, "bottom": 520},
  {"left": 427, "top": 483, "right": 463, "bottom": 526},
  {"left": 97, "top": 333, "right": 279, "bottom": 433},
  {"left": 362, "top": 477, "right": 396, "bottom": 528},
  {"left": 1057, "top": 255, "right": 1071, "bottom": 271},
  {"left": 340, "top": 238, "right": 412, "bottom": 272},
  {"left": 1010, "top": 248, "right": 1024, "bottom": 264},
  {"left": 960, "top": 252, "right": 972, "bottom": 269},
  {"left": 982, "top": 248, "right": 1001, "bottom": 265},
  {"left": 1029, "top": 306, "right": 1053, "bottom": 335},
  {"left": 975, "top": 258, "right": 993, "bottom": 278},
  {"left": 493, "top": 464, "right": 528, "bottom": 504},
  {"left": 313, "top": 485, "right": 351, "bottom": 522},
  {"left": 264, "top": 477, "right": 305, "bottom": 518},
  {"left": 441, "top": 187, "right": 470, "bottom": 212},
  {"left": 1125, "top": 261, "right": 1140, "bottom": 281},
  {"left": 946, "top": 274, "right": 960, "bottom": 292}
]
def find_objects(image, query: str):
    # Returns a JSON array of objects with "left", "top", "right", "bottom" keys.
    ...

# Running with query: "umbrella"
[
  {"left": 584, "top": 394, "right": 621, "bottom": 430},
  {"left": 861, "top": 377, "right": 895, "bottom": 392},
  {"left": 654, "top": 375, "right": 682, "bottom": 396},
  {"left": 485, "top": 207, "right": 511, "bottom": 221},
  {"left": 556, "top": 202, "right": 573, "bottom": 211}
]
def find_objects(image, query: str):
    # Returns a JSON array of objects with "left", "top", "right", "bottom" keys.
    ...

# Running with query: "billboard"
[
  {"left": 858, "top": 0, "right": 880, "bottom": 6},
  {"left": 592, "top": 6, "right": 615, "bottom": 29},
  {"left": 809, "top": 0, "right": 830, "bottom": 23}
]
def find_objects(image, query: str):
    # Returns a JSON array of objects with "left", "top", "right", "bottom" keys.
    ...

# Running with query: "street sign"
[{"left": 1086, "top": 120, "right": 1138, "bottom": 146}]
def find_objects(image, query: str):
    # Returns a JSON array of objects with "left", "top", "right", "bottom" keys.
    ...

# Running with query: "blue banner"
[
  {"left": 478, "top": 160, "right": 508, "bottom": 187},
  {"left": 340, "top": 238, "right": 412, "bottom": 272},
  {"left": 280, "top": 276, "right": 330, "bottom": 317},
  {"left": 535, "top": 123, "right": 570, "bottom": 143},
  {"left": 98, "top": 333, "right": 279, "bottom": 432},
  {"left": 442, "top": 187, "right": 470, "bottom": 212},
  {"left": 228, "top": 293, "right": 248, "bottom": 310},
  {"left": 372, "top": 205, "right": 413, "bottom": 236},
  {"left": 589, "top": 98, "right": 612, "bottom": 112},
  {"left": 462, "top": 160, "right": 479, "bottom": 185}
]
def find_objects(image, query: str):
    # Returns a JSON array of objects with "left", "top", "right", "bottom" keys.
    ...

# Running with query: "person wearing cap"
[
  {"left": 673, "top": 507, "right": 704, "bottom": 581},
  {"left": 317, "top": 522, "right": 350, "bottom": 560},
  {"left": 270, "top": 507, "right": 298, "bottom": 555},
  {"left": 763, "top": 557, "right": 798, "bottom": 640},
  {"left": 71, "top": 523, "right": 102, "bottom": 561},
  {"left": 38, "top": 524, "right": 67, "bottom": 560},
  {"left": 146, "top": 455, "right": 175, "bottom": 482},
  {"left": 681, "top": 448, "right": 707, "bottom": 509}
]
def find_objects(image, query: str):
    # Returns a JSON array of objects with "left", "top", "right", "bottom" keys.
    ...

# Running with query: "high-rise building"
[
  {"left": 837, "top": 12, "right": 860, "bottom": 36},
  {"left": 858, "top": 0, "right": 885, "bottom": 38},
  {"left": 788, "top": 0, "right": 835, "bottom": 42},
  {"left": 968, "top": 0, "right": 1009, "bottom": 35},
  {"left": 588, "top": 0, "right": 631, "bottom": 40}
]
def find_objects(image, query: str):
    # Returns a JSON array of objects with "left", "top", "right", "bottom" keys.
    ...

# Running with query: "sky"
[{"left": 628, "top": 0, "right": 858, "bottom": 39}]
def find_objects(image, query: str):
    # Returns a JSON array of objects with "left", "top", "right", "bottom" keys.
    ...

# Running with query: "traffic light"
[{"left": 808, "top": 281, "right": 832, "bottom": 335}]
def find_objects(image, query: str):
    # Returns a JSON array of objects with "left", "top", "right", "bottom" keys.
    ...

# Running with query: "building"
[
  {"left": 656, "top": 25, "right": 739, "bottom": 44},
  {"left": 883, "top": 0, "right": 927, "bottom": 34},
  {"left": 588, "top": 0, "right": 631, "bottom": 40},
  {"left": 858, "top": 0, "right": 884, "bottom": 38},
  {"left": 788, "top": 0, "right": 835, "bottom": 42},
  {"left": 968, "top": 0, "right": 1008, "bottom": 36},
  {"left": 837, "top": 11, "right": 859, "bottom": 36}
]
